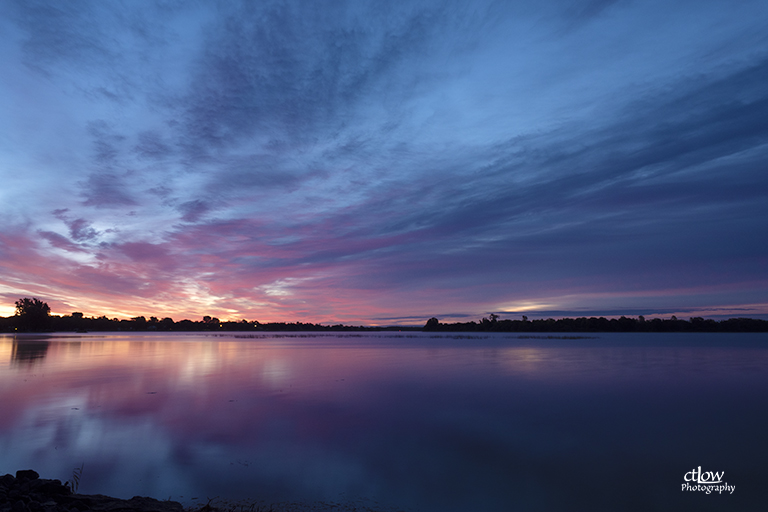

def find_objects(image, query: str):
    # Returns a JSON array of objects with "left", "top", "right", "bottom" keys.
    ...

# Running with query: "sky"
[{"left": 0, "top": 0, "right": 766, "bottom": 324}]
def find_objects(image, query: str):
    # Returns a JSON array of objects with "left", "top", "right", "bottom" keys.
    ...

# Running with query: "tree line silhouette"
[
  {"left": 0, "top": 298, "right": 410, "bottom": 333},
  {"left": 2, "top": 297, "right": 767, "bottom": 333},
  {"left": 423, "top": 314, "right": 768, "bottom": 333}
]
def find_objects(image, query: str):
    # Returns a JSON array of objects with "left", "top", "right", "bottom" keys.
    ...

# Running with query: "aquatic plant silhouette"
[{"left": 67, "top": 463, "right": 84, "bottom": 494}]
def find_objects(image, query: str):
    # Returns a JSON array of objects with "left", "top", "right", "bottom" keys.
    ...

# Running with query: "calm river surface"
[{"left": 1, "top": 332, "right": 766, "bottom": 511}]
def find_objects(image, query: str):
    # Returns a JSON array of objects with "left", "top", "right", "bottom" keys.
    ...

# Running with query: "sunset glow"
[{"left": 1, "top": 1, "right": 767, "bottom": 323}]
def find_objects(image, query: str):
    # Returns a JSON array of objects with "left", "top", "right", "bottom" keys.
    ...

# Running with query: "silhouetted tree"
[
  {"left": 14, "top": 297, "right": 51, "bottom": 332},
  {"left": 424, "top": 317, "right": 440, "bottom": 331},
  {"left": 202, "top": 316, "right": 220, "bottom": 330},
  {"left": 131, "top": 316, "right": 147, "bottom": 330}
]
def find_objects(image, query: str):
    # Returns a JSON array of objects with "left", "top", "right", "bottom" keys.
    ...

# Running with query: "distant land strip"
[{"left": 2, "top": 312, "right": 767, "bottom": 334}]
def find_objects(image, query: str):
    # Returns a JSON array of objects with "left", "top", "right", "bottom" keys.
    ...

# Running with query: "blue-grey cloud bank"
[{"left": 1, "top": 0, "right": 766, "bottom": 322}]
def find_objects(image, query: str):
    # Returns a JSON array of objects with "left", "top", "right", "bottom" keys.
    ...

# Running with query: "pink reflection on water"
[{"left": 1, "top": 332, "right": 768, "bottom": 511}]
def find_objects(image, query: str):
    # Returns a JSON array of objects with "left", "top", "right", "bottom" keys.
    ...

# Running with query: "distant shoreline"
[
  {"left": 6, "top": 297, "right": 767, "bottom": 333},
  {"left": 1, "top": 314, "right": 767, "bottom": 333}
]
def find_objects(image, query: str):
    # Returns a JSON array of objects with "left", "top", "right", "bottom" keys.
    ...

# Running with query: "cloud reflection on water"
[{"left": 1, "top": 332, "right": 767, "bottom": 511}]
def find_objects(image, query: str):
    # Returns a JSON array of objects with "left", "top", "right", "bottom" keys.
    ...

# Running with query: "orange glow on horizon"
[{"left": 3, "top": 278, "right": 768, "bottom": 325}]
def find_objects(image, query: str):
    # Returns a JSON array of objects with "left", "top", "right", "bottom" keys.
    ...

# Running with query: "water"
[{"left": 1, "top": 331, "right": 766, "bottom": 511}]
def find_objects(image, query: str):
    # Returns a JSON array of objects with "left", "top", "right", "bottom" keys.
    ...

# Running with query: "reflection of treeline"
[
  {"left": 423, "top": 315, "right": 768, "bottom": 332},
  {"left": 0, "top": 312, "right": 416, "bottom": 333}
]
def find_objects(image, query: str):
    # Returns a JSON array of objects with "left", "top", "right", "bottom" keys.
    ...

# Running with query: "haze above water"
[{"left": 1, "top": 332, "right": 766, "bottom": 511}]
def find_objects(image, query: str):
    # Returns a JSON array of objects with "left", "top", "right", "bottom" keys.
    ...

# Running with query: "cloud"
[
  {"left": 116, "top": 241, "right": 170, "bottom": 262},
  {"left": 177, "top": 200, "right": 212, "bottom": 223},
  {"left": 80, "top": 172, "right": 138, "bottom": 207},
  {"left": 49, "top": 210, "right": 100, "bottom": 242},
  {"left": 175, "top": 1, "right": 481, "bottom": 160},
  {"left": 9, "top": 0, "right": 117, "bottom": 71},
  {"left": 67, "top": 218, "right": 99, "bottom": 242},
  {"left": 133, "top": 131, "right": 172, "bottom": 160},
  {"left": 37, "top": 231, "right": 88, "bottom": 253}
]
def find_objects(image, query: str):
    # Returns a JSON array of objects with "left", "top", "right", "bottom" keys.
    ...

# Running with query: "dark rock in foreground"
[{"left": 0, "top": 470, "right": 183, "bottom": 512}]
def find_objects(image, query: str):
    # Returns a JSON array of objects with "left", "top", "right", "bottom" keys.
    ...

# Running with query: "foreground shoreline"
[
  {"left": 0, "top": 471, "right": 403, "bottom": 512},
  {"left": 0, "top": 470, "right": 183, "bottom": 512}
]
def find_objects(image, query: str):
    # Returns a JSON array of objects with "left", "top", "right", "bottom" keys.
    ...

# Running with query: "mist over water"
[{"left": 1, "top": 332, "right": 766, "bottom": 511}]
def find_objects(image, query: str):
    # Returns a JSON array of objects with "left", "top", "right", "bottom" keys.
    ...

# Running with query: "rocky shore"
[{"left": 0, "top": 470, "right": 183, "bottom": 512}]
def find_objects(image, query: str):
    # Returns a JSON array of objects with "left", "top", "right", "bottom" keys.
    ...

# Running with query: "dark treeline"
[
  {"left": 2, "top": 297, "right": 767, "bottom": 333},
  {"left": 0, "top": 297, "right": 420, "bottom": 333},
  {"left": 0, "top": 298, "right": 416, "bottom": 333},
  {"left": 0, "top": 313, "right": 418, "bottom": 333},
  {"left": 424, "top": 314, "right": 768, "bottom": 333}
]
